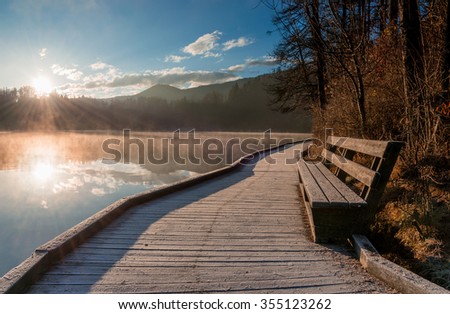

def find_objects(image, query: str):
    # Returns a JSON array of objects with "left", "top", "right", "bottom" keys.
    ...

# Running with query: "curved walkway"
[{"left": 27, "top": 144, "right": 394, "bottom": 293}]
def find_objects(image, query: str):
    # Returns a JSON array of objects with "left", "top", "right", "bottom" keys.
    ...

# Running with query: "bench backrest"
[{"left": 321, "top": 136, "right": 404, "bottom": 213}]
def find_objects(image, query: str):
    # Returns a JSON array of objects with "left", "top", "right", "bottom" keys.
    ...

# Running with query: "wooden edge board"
[
  {"left": 352, "top": 235, "right": 449, "bottom": 294},
  {"left": 298, "top": 182, "right": 317, "bottom": 242}
]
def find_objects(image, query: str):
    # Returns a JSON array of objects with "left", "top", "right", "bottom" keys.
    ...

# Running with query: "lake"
[{"left": 0, "top": 131, "right": 309, "bottom": 277}]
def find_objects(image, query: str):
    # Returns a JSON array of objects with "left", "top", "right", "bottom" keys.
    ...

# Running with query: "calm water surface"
[{"left": 0, "top": 132, "right": 196, "bottom": 276}]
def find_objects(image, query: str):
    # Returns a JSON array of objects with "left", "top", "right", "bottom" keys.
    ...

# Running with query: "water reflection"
[
  {"left": 32, "top": 162, "right": 56, "bottom": 182},
  {"left": 0, "top": 132, "right": 197, "bottom": 277}
]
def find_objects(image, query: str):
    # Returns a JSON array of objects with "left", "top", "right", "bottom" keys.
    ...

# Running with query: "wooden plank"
[
  {"left": 55, "top": 259, "right": 328, "bottom": 268},
  {"left": 38, "top": 268, "right": 331, "bottom": 279},
  {"left": 92, "top": 231, "right": 304, "bottom": 239},
  {"left": 62, "top": 246, "right": 314, "bottom": 256},
  {"left": 35, "top": 272, "right": 342, "bottom": 286},
  {"left": 321, "top": 149, "right": 379, "bottom": 188},
  {"left": 304, "top": 163, "right": 349, "bottom": 208},
  {"left": 44, "top": 264, "right": 331, "bottom": 274},
  {"left": 327, "top": 136, "right": 389, "bottom": 158},
  {"left": 315, "top": 163, "right": 367, "bottom": 208},
  {"left": 297, "top": 160, "right": 329, "bottom": 208},
  {"left": 27, "top": 278, "right": 351, "bottom": 294}
]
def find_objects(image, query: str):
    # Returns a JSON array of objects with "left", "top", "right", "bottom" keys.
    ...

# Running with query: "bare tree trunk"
[
  {"left": 401, "top": 0, "right": 425, "bottom": 100},
  {"left": 356, "top": 60, "right": 367, "bottom": 131},
  {"left": 309, "top": 0, "right": 328, "bottom": 110},
  {"left": 379, "top": 0, "right": 387, "bottom": 33},
  {"left": 442, "top": 0, "right": 450, "bottom": 93},
  {"left": 389, "top": 0, "right": 399, "bottom": 23},
  {"left": 400, "top": 0, "right": 427, "bottom": 163}
]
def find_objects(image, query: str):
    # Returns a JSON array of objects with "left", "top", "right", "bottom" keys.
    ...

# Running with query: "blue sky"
[{"left": 0, "top": 0, "right": 281, "bottom": 98}]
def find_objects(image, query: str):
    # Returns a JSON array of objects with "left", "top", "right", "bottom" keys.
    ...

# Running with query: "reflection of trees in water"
[{"left": 0, "top": 132, "right": 106, "bottom": 170}]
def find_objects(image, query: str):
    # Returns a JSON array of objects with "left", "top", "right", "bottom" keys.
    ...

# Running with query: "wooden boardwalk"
[{"left": 26, "top": 144, "right": 394, "bottom": 293}]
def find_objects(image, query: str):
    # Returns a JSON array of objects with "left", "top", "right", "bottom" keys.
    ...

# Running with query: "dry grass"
[{"left": 370, "top": 162, "right": 450, "bottom": 290}]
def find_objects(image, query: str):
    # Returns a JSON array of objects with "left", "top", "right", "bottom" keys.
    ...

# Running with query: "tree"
[
  {"left": 401, "top": 0, "right": 425, "bottom": 102},
  {"left": 307, "top": 0, "right": 328, "bottom": 110},
  {"left": 324, "top": 0, "right": 370, "bottom": 131},
  {"left": 18, "top": 86, "right": 36, "bottom": 99},
  {"left": 442, "top": 0, "right": 450, "bottom": 93},
  {"left": 264, "top": 0, "right": 328, "bottom": 113},
  {"left": 266, "top": 1, "right": 382, "bottom": 133}
]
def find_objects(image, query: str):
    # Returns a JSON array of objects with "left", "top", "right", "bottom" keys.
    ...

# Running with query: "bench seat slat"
[
  {"left": 297, "top": 161, "right": 329, "bottom": 208},
  {"left": 322, "top": 150, "right": 379, "bottom": 188},
  {"left": 304, "top": 162, "right": 349, "bottom": 208},
  {"left": 315, "top": 163, "right": 367, "bottom": 208}
]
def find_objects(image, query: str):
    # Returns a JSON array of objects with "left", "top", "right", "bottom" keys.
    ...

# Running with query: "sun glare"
[
  {"left": 32, "top": 76, "right": 53, "bottom": 96},
  {"left": 32, "top": 162, "right": 56, "bottom": 182}
]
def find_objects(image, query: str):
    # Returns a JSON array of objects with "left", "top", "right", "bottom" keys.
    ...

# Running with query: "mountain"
[
  {"left": 135, "top": 84, "right": 185, "bottom": 102},
  {"left": 105, "top": 74, "right": 312, "bottom": 132},
  {"left": 112, "top": 76, "right": 257, "bottom": 103}
]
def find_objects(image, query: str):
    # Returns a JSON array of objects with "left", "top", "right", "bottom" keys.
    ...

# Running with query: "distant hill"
[
  {"left": 107, "top": 74, "right": 312, "bottom": 132},
  {"left": 135, "top": 84, "right": 185, "bottom": 102},
  {"left": 112, "top": 76, "right": 256, "bottom": 103},
  {"left": 100, "top": 73, "right": 312, "bottom": 132}
]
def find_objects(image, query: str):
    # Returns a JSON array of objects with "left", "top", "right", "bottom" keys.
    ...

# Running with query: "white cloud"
[
  {"left": 182, "top": 30, "right": 222, "bottom": 57},
  {"left": 53, "top": 47, "right": 253, "bottom": 97},
  {"left": 150, "top": 67, "right": 187, "bottom": 76},
  {"left": 227, "top": 56, "right": 278, "bottom": 72},
  {"left": 103, "top": 67, "right": 238, "bottom": 89},
  {"left": 81, "top": 63, "right": 121, "bottom": 88},
  {"left": 223, "top": 37, "right": 255, "bottom": 51},
  {"left": 247, "top": 56, "right": 278, "bottom": 66},
  {"left": 91, "top": 187, "right": 106, "bottom": 196},
  {"left": 39, "top": 48, "right": 47, "bottom": 58},
  {"left": 227, "top": 64, "right": 246, "bottom": 72},
  {"left": 55, "top": 65, "right": 240, "bottom": 97},
  {"left": 164, "top": 55, "right": 190, "bottom": 63},
  {"left": 203, "top": 51, "right": 222, "bottom": 58},
  {"left": 178, "top": 32, "right": 255, "bottom": 59},
  {"left": 51, "top": 64, "right": 83, "bottom": 81},
  {"left": 90, "top": 61, "right": 110, "bottom": 70}
]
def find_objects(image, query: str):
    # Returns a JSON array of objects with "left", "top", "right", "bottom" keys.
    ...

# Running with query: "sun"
[{"left": 32, "top": 76, "right": 53, "bottom": 96}]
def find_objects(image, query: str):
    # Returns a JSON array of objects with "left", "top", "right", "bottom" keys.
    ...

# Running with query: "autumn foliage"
[{"left": 266, "top": 0, "right": 450, "bottom": 289}]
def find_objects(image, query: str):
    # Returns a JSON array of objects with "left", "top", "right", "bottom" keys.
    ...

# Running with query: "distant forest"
[{"left": 0, "top": 76, "right": 311, "bottom": 132}]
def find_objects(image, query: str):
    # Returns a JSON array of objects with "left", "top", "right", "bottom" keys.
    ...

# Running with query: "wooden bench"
[{"left": 298, "top": 136, "right": 404, "bottom": 243}]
